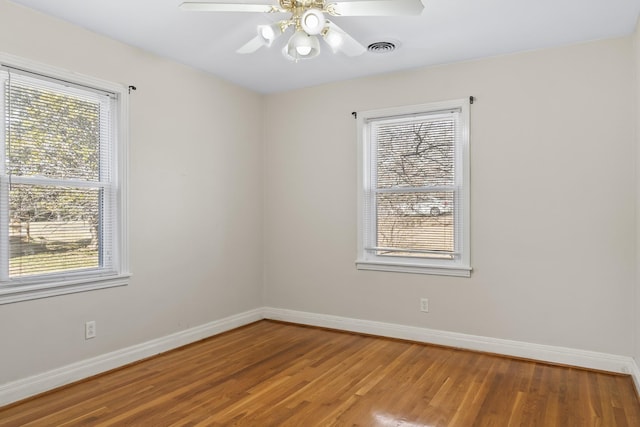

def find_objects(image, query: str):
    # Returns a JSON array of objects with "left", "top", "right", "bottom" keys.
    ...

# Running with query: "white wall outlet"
[
  {"left": 85, "top": 320, "right": 96, "bottom": 339},
  {"left": 420, "top": 298, "right": 429, "bottom": 312}
]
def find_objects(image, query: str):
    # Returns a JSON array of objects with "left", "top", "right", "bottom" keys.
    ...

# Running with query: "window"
[
  {"left": 356, "top": 99, "right": 470, "bottom": 276},
  {"left": 0, "top": 54, "right": 129, "bottom": 304}
]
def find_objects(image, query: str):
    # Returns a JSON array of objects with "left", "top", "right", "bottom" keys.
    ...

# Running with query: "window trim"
[
  {"left": 0, "top": 53, "right": 130, "bottom": 304},
  {"left": 356, "top": 99, "right": 471, "bottom": 277}
]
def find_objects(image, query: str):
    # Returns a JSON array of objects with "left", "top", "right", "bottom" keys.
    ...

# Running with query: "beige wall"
[
  {"left": 264, "top": 37, "right": 636, "bottom": 356},
  {"left": 0, "top": 0, "right": 264, "bottom": 383}
]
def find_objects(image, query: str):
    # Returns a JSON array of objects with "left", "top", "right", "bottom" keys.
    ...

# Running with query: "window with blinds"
[
  {"left": 0, "top": 55, "right": 129, "bottom": 303},
  {"left": 356, "top": 100, "right": 471, "bottom": 276}
]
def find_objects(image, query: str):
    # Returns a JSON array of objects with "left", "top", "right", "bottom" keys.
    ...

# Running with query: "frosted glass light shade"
[
  {"left": 257, "top": 22, "right": 283, "bottom": 47},
  {"left": 284, "top": 31, "right": 320, "bottom": 61},
  {"left": 300, "top": 9, "right": 325, "bottom": 35}
]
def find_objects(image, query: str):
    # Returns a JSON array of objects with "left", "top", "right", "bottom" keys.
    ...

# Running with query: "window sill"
[
  {"left": 0, "top": 274, "right": 131, "bottom": 305},
  {"left": 356, "top": 260, "right": 471, "bottom": 277}
]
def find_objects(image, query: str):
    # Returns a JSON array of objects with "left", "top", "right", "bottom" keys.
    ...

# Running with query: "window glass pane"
[
  {"left": 6, "top": 82, "right": 100, "bottom": 181},
  {"left": 375, "top": 115, "right": 455, "bottom": 189},
  {"left": 376, "top": 192, "right": 455, "bottom": 258},
  {"left": 9, "top": 184, "right": 100, "bottom": 277}
]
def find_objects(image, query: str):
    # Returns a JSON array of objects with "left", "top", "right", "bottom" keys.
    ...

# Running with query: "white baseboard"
[
  {"left": 0, "top": 308, "right": 263, "bottom": 407},
  {"left": 263, "top": 307, "right": 638, "bottom": 378},
  {"left": 629, "top": 358, "right": 640, "bottom": 395},
  {"left": 2, "top": 306, "right": 638, "bottom": 408}
]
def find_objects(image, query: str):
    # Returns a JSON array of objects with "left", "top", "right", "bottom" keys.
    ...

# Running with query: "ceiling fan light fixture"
[
  {"left": 257, "top": 22, "right": 283, "bottom": 47},
  {"left": 300, "top": 8, "right": 325, "bottom": 35},
  {"left": 284, "top": 30, "right": 321, "bottom": 61},
  {"left": 322, "top": 26, "right": 344, "bottom": 53},
  {"left": 182, "top": 0, "right": 425, "bottom": 61}
]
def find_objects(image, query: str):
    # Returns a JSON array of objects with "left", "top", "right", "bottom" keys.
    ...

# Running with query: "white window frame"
[
  {"left": 0, "top": 53, "right": 130, "bottom": 304},
  {"left": 356, "top": 99, "right": 471, "bottom": 277}
]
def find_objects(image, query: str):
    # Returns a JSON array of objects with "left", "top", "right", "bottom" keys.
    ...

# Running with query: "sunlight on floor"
[{"left": 374, "top": 411, "right": 432, "bottom": 427}]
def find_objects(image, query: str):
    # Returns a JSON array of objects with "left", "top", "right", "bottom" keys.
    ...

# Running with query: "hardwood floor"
[{"left": 1, "top": 320, "right": 639, "bottom": 426}]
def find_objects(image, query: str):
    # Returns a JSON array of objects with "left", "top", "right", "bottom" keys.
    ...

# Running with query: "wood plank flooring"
[{"left": 1, "top": 320, "right": 639, "bottom": 426}]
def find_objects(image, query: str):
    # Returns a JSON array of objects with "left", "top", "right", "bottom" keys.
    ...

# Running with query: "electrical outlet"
[
  {"left": 420, "top": 298, "right": 429, "bottom": 313},
  {"left": 85, "top": 321, "right": 96, "bottom": 339}
]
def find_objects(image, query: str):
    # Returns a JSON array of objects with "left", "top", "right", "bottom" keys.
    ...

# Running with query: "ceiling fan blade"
[
  {"left": 180, "top": 2, "right": 278, "bottom": 13},
  {"left": 322, "top": 21, "right": 366, "bottom": 57},
  {"left": 236, "top": 35, "right": 265, "bottom": 54},
  {"left": 327, "top": 0, "right": 424, "bottom": 16}
]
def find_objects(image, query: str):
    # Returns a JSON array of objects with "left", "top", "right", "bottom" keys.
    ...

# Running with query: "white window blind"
[
  {"left": 0, "top": 56, "right": 129, "bottom": 303},
  {"left": 357, "top": 100, "right": 471, "bottom": 276}
]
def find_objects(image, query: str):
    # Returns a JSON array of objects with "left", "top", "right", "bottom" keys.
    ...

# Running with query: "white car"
[{"left": 400, "top": 196, "right": 452, "bottom": 216}]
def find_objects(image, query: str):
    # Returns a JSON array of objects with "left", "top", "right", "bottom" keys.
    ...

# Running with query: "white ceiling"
[{"left": 9, "top": 0, "right": 640, "bottom": 93}]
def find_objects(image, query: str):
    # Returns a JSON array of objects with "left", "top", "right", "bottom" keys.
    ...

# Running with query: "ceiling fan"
[{"left": 179, "top": 0, "right": 424, "bottom": 61}]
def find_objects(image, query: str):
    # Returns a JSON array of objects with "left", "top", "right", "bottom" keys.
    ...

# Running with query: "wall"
[
  {"left": 264, "top": 37, "right": 636, "bottom": 356},
  {"left": 635, "top": 18, "right": 640, "bottom": 369},
  {"left": 0, "top": 0, "right": 264, "bottom": 384}
]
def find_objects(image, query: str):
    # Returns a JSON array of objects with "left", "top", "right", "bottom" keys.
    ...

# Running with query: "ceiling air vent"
[{"left": 367, "top": 41, "right": 396, "bottom": 53}]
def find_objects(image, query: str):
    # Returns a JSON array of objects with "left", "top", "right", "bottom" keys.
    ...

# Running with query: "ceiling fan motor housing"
[{"left": 280, "top": 0, "right": 325, "bottom": 10}]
